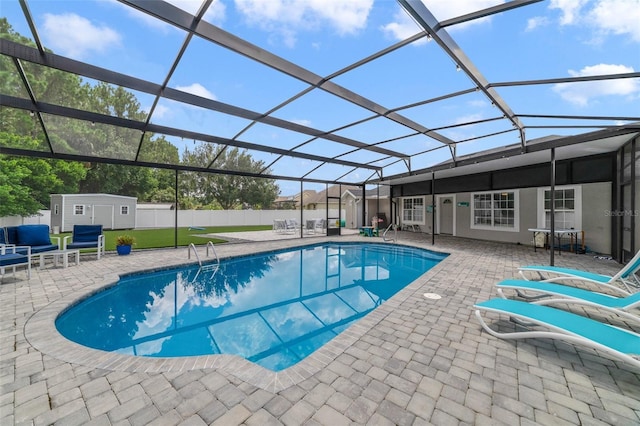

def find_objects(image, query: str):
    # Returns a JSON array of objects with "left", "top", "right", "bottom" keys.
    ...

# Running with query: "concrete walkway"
[{"left": 1, "top": 233, "right": 638, "bottom": 425}]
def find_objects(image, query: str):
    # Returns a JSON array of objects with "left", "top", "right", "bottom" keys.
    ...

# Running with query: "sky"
[{"left": 3, "top": 0, "right": 639, "bottom": 196}]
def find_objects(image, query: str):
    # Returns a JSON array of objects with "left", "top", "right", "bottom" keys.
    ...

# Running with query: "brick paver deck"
[{"left": 1, "top": 233, "right": 639, "bottom": 425}]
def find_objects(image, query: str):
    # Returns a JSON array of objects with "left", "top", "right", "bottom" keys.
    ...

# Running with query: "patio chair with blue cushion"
[
  {"left": 519, "top": 250, "right": 640, "bottom": 295},
  {"left": 0, "top": 245, "right": 31, "bottom": 279},
  {"left": 496, "top": 279, "right": 640, "bottom": 324},
  {"left": 474, "top": 298, "right": 640, "bottom": 370},
  {"left": 63, "top": 225, "right": 105, "bottom": 260}
]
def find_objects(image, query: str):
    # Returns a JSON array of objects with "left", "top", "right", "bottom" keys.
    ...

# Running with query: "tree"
[
  {"left": 0, "top": 20, "right": 88, "bottom": 215},
  {"left": 0, "top": 133, "right": 86, "bottom": 216},
  {"left": 0, "top": 156, "right": 42, "bottom": 217},
  {"left": 1, "top": 19, "right": 278, "bottom": 212},
  {"left": 181, "top": 144, "right": 279, "bottom": 209}
]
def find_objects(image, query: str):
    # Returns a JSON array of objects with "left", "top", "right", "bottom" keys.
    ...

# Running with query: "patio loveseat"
[{"left": 3, "top": 225, "right": 59, "bottom": 266}]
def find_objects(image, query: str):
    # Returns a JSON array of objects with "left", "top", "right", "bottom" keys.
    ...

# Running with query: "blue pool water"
[{"left": 56, "top": 243, "right": 447, "bottom": 371}]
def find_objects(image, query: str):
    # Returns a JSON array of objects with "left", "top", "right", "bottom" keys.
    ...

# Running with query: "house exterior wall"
[
  {"left": 366, "top": 199, "right": 390, "bottom": 229},
  {"left": 393, "top": 153, "right": 622, "bottom": 255},
  {"left": 397, "top": 182, "right": 613, "bottom": 254}
]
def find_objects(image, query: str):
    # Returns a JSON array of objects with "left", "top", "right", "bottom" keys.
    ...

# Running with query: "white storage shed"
[{"left": 50, "top": 194, "right": 137, "bottom": 232}]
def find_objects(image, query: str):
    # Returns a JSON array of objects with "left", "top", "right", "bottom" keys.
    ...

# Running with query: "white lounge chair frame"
[
  {"left": 474, "top": 298, "right": 640, "bottom": 370},
  {"left": 0, "top": 245, "right": 31, "bottom": 279},
  {"left": 519, "top": 250, "right": 640, "bottom": 295},
  {"left": 496, "top": 279, "right": 640, "bottom": 324}
]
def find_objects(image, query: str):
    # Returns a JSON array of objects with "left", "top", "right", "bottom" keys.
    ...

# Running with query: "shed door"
[{"left": 94, "top": 205, "right": 114, "bottom": 229}]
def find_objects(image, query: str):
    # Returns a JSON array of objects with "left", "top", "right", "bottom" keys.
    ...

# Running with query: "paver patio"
[{"left": 1, "top": 232, "right": 638, "bottom": 425}]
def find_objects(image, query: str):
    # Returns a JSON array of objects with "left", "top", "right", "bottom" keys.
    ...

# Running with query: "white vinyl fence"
[
  {"left": 0, "top": 211, "right": 51, "bottom": 227},
  {"left": 136, "top": 209, "right": 346, "bottom": 229},
  {"left": 1, "top": 209, "right": 346, "bottom": 231}
]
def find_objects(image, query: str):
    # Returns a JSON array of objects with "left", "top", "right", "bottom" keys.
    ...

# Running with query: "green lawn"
[{"left": 56, "top": 225, "right": 272, "bottom": 251}]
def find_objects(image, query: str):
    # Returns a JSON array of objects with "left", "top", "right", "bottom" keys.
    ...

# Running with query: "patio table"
[{"left": 38, "top": 249, "right": 81, "bottom": 269}]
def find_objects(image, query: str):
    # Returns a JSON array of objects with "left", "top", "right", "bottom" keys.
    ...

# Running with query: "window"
[
  {"left": 402, "top": 197, "right": 424, "bottom": 223},
  {"left": 53, "top": 204, "right": 59, "bottom": 215},
  {"left": 74, "top": 205, "right": 85, "bottom": 215},
  {"left": 538, "top": 186, "right": 581, "bottom": 230},
  {"left": 471, "top": 190, "right": 519, "bottom": 231},
  {"left": 120, "top": 205, "right": 129, "bottom": 215}
]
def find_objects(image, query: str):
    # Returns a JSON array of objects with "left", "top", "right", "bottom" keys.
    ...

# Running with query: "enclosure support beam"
[
  {"left": 432, "top": 171, "right": 436, "bottom": 246},
  {"left": 549, "top": 148, "right": 556, "bottom": 266}
]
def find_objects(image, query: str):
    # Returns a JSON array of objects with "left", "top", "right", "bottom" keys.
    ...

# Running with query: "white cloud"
[
  {"left": 549, "top": 0, "right": 589, "bottom": 25},
  {"left": 381, "top": 10, "right": 424, "bottom": 43},
  {"left": 166, "top": 0, "right": 206, "bottom": 15},
  {"left": 164, "top": 0, "right": 228, "bottom": 24},
  {"left": 419, "top": 0, "right": 505, "bottom": 22},
  {"left": 308, "top": 0, "right": 373, "bottom": 35},
  {"left": 552, "top": 63, "right": 639, "bottom": 106},
  {"left": 525, "top": 16, "right": 550, "bottom": 31},
  {"left": 42, "top": 13, "right": 121, "bottom": 59},
  {"left": 468, "top": 99, "right": 488, "bottom": 108},
  {"left": 233, "top": 0, "right": 373, "bottom": 47},
  {"left": 455, "top": 113, "right": 484, "bottom": 125},
  {"left": 382, "top": 0, "right": 503, "bottom": 43},
  {"left": 587, "top": 0, "right": 640, "bottom": 42},
  {"left": 204, "top": 0, "right": 227, "bottom": 24},
  {"left": 175, "top": 83, "right": 217, "bottom": 100},
  {"left": 151, "top": 104, "right": 170, "bottom": 119},
  {"left": 548, "top": 0, "right": 640, "bottom": 42}
]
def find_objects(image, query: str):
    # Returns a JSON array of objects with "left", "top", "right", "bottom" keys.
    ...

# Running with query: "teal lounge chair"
[
  {"left": 519, "top": 250, "right": 640, "bottom": 295},
  {"left": 474, "top": 298, "right": 640, "bottom": 370},
  {"left": 496, "top": 279, "right": 640, "bottom": 324}
]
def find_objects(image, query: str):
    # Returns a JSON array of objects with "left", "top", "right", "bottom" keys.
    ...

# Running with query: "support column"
[
  {"left": 550, "top": 148, "right": 556, "bottom": 266},
  {"left": 432, "top": 171, "right": 435, "bottom": 246},
  {"left": 174, "top": 169, "right": 178, "bottom": 248}
]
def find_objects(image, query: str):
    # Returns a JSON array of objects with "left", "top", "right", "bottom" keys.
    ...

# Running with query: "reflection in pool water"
[{"left": 56, "top": 243, "right": 447, "bottom": 371}]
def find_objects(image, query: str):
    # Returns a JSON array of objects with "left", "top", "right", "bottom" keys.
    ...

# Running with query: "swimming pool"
[{"left": 56, "top": 242, "right": 447, "bottom": 371}]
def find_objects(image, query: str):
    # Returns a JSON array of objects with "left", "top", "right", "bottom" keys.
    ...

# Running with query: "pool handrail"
[
  {"left": 383, "top": 223, "right": 397, "bottom": 243},
  {"left": 188, "top": 242, "right": 220, "bottom": 281},
  {"left": 205, "top": 241, "right": 220, "bottom": 266},
  {"left": 188, "top": 242, "right": 218, "bottom": 266}
]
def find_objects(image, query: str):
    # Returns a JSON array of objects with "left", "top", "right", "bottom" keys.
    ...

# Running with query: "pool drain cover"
[{"left": 423, "top": 293, "right": 441, "bottom": 300}]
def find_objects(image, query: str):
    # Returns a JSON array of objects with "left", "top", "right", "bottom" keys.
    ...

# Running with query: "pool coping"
[{"left": 24, "top": 239, "right": 451, "bottom": 393}]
